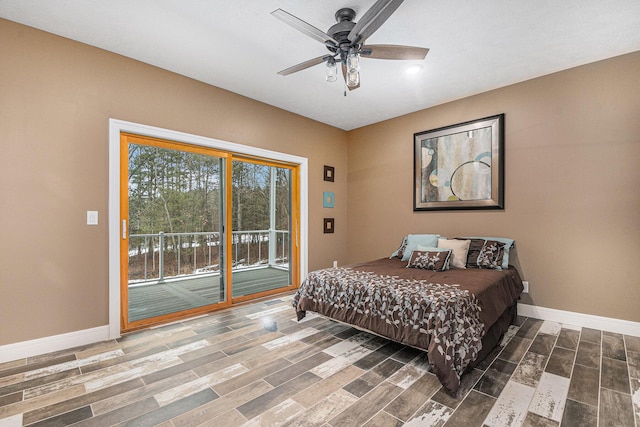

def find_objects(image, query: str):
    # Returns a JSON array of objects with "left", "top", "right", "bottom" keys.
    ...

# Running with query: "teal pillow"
[{"left": 400, "top": 234, "right": 441, "bottom": 261}]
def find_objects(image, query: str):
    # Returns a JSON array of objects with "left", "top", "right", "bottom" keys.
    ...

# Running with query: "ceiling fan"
[{"left": 272, "top": 0, "right": 429, "bottom": 91}]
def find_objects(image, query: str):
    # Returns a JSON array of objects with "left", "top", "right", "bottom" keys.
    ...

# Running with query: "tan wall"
[
  {"left": 0, "top": 19, "right": 348, "bottom": 346},
  {"left": 347, "top": 51, "right": 640, "bottom": 323}
]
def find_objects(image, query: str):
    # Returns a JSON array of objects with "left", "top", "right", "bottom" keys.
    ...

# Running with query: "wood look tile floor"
[{"left": 1, "top": 296, "right": 639, "bottom": 426}]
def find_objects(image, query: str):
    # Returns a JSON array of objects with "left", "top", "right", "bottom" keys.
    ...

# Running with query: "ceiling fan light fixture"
[
  {"left": 326, "top": 58, "right": 338, "bottom": 82},
  {"left": 346, "top": 69, "right": 360, "bottom": 88},
  {"left": 273, "top": 2, "right": 429, "bottom": 92},
  {"left": 346, "top": 49, "right": 360, "bottom": 73}
]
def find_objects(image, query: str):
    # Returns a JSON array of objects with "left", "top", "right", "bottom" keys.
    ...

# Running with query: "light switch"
[{"left": 87, "top": 210, "right": 99, "bottom": 225}]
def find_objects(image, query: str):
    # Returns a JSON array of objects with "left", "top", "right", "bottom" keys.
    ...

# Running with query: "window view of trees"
[
  {"left": 127, "top": 144, "right": 291, "bottom": 283},
  {"left": 231, "top": 160, "right": 291, "bottom": 271},
  {"left": 127, "top": 144, "right": 222, "bottom": 282},
  {"left": 128, "top": 144, "right": 222, "bottom": 239},
  {"left": 232, "top": 160, "right": 290, "bottom": 232}
]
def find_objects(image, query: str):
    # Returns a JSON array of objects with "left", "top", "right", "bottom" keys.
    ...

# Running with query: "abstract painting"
[{"left": 414, "top": 114, "right": 504, "bottom": 211}]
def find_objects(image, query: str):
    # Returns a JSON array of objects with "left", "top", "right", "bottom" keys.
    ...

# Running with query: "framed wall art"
[
  {"left": 413, "top": 114, "right": 505, "bottom": 211},
  {"left": 323, "top": 165, "right": 335, "bottom": 182},
  {"left": 323, "top": 191, "right": 335, "bottom": 208},
  {"left": 323, "top": 218, "right": 335, "bottom": 233}
]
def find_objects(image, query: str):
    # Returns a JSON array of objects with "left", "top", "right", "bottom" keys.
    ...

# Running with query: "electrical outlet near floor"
[{"left": 522, "top": 281, "right": 529, "bottom": 293}]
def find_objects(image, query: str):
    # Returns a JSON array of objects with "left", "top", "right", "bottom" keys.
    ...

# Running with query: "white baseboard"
[
  {"left": 518, "top": 303, "right": 640, "bottom": 337},
  {"left": 0, "top": 326, "right": 111, "bottom": 364}
]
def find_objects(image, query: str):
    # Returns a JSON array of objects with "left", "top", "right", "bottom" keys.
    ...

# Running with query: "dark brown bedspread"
[{"left": 292, "top": 257, "right": 523, "bottom": 394}]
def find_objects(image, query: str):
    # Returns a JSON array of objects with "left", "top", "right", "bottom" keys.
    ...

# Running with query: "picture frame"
[
  {"left": 323, "top": 165, "right": 335, "bottom": 182},
  {"left": 323, "top": 218, "right": 335, "bottom": 233},
  {"left": 323, "top": 191, "right": 335, "bottom": 208},
  {"left": 413, "top": 114, "right": 505, "bottom": 211}
]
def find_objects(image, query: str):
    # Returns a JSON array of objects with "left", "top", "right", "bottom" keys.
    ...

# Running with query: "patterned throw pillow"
[
  {"left": 396, "top": 237, "right": 409, "bottom": 259},
  {"left": 457, "top": 236, "right": 515, "bottom": 269},
  {"left": 461, "top": 238, "right": 505, "bottom": 270},
  {"left": 390, "top": 236, "right": 409, "bottom": 259},
  {"left": 477, "top": 240, "right": 505, "bottom": 269},
  {"left": 406, "top": 249, "right": 452, "bottom": 271}
]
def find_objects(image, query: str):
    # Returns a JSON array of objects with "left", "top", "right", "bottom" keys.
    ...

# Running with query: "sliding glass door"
[{"left": 120, "top": 134, "right": 298, "bottom": 331}]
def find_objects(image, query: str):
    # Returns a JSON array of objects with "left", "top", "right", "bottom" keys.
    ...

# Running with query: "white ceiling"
[{"left": 1, "top": 1, "right": 639, "bottom": 130}]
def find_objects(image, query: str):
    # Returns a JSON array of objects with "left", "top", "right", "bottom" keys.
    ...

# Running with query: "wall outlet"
[
  {"left": 522, "top": 281, "right": 529, "bottom": 293},
  {"left": 333, "top": 260, "right": 338, "bottom": 268}
]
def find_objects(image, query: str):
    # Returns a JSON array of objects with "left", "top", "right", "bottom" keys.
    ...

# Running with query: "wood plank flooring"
[{"left": 1, "top": 295, "right": 639, "bottom": 426}]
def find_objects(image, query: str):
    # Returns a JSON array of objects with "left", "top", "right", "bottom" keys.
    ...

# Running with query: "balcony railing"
[{"left": 128, "top": 230, "right": 289, "bottom": 283}]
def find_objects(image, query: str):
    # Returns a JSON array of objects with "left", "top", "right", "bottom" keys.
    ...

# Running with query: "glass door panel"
[
  {"left": 123, "top": 137, "right": 227, "bottom": 327},
  {"left": 231, "top": 160, "right": 292, "bottom": 299}
]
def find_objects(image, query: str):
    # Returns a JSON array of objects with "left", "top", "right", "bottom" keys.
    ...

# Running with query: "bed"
[{"left": 292, "top": 236, "right": 524, "bottom": 395}]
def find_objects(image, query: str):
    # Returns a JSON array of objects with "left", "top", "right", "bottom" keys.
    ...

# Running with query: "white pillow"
[{"left": 437, "top": 238, "right": 471, "bottom": 269}]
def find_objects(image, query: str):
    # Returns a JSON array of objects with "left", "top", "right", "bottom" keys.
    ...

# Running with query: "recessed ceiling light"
[{"left": 406, "top": 64, "right": 424, "bottom": 74}]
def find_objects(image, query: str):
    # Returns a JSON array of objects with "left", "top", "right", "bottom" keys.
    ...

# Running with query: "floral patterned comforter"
[{"left": 293, "top": 258, "right": 523, "bottom": 394}]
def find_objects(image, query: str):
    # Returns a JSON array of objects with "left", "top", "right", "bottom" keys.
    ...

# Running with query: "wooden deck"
[{"left": 128, "top": 267, "right": 291, "bottom": 322}]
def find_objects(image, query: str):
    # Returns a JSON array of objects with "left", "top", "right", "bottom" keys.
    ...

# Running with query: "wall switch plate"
[
  {"left": 87, "top": 210, "right": 98, "bottom": 225},
  {"left": 522, "top": 281, "right": 529, "bottom": 293}
]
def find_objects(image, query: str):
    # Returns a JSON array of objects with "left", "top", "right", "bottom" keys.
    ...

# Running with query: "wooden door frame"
[{"left": 108, "top": 119, "right": 308, "bottom": 339}]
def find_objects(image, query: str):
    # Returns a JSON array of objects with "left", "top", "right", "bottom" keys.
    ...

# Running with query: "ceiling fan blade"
[
  {"left": 272, "top": 9, "right": 337, "bottom": 45},
  {"left": 363, "top": 44, "right": 429, "bottom": 60},
  {"left": 277, "top": 55, "right": 327, "bottom": 76},
  {"left": 341, "top": 63, "right": 360, "bottom": 91},
  {"left": 348, "top": 0, "right": 404, "bottom": 44}
]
